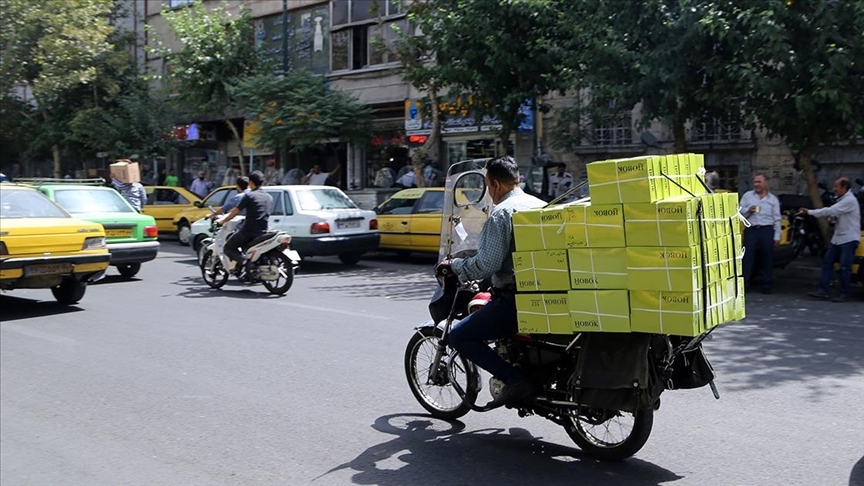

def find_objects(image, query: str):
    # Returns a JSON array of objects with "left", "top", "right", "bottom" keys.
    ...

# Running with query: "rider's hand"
[
  {"left": 797, "top": 208, "right": 809, "bottom": 216},
  {"left": 435, "top": 259, "right": 452, "bottom": 277}
]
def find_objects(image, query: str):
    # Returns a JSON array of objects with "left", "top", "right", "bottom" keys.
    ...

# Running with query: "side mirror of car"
[{"left": 194, "top": 201, "right": 204, "bottom": 208}]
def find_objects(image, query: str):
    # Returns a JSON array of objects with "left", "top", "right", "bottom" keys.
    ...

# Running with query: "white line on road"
[{"left": 0, "top": 323, "right": 78, "bottom": 345}]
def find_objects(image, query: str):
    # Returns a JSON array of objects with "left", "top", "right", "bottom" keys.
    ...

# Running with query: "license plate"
[
  {"left": 337, "top": 220, "right": 361, "bottom": 229},
  {"left": 105, "top": 229, "right": 132, "bottom": 237},
  {"left": 24, "top": 262, "right": 73, "bottom": 277}
]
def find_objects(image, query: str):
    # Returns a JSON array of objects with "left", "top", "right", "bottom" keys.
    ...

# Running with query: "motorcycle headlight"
[{"left": 82, "top": 236, "right": 106, "bottom": 250}]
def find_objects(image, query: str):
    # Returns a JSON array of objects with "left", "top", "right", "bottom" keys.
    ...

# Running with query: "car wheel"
[
  {"left": 177, "top": 221, "right": 191, "bottom": 246},
  {"left": 338, "top": 252, "right": 363, "bottom": 265},
  {"left": 192, "top": 233, "right": 207, "bottom": 253},
  {"left": 116, "top": 263, "right": 141, "bottom": 279},
  {"left": 51, "top": 278, "right": 87, "bottom": 305}
]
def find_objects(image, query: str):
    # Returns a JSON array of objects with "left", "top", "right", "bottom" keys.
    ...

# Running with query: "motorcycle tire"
[
  {"left": 261, "top": 251, "right": 294, "bottom": 296},
  {"left": 200, "top": 249, "right": 229, "bottom": 289},
  {"left": 404, "top": 327, "right": 476, "bottom": 420},
  {"left": 562, "top": 406, "right": 654, "bottom": 461}
]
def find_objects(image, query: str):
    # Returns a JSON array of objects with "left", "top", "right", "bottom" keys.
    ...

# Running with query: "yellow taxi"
[
  {"left": 0, "top": 184, "right": 110, "bottom": 304},
  {"left": 375, "top": 188, "right": 445, "bottom": 255},
  {"left": 170, "top": 185, "right": 236, "bottom": 245},
  {"left": 142, "top": 186, "right": 201, "bottom": 237}
]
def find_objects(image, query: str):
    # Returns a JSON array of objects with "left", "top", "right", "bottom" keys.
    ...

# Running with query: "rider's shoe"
[{"left": 487, "top": 377, "right": 534, "bottom": 408}]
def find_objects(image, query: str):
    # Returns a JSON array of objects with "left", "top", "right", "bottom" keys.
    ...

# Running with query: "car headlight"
[{"left": 82, "top": 236, "right": 106, "bottom": 250}]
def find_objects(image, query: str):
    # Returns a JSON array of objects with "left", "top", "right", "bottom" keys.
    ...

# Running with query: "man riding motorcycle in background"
[
  {"left": 218, "top": 171, "right": 273, "bottom": 280},
  {"left": 436, "top": 156, "right": 545, "bottom": 407}
]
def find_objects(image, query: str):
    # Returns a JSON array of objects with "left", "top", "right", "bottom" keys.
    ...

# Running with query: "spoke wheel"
[
  {"left": 563, "top": 406, "right": 653, "bottom": 461},
  {"left": 200, "top": 250, "right": 228, "bottom": 289},
  {"left": 404, "top": 327, "right": 475, "bottom": 420},
  {"left": 261, "top": 252, "right": 294, "bottom": 295}
]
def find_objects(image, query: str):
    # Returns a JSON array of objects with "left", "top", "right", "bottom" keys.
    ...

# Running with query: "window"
[
  {"left": 692, "top": 117, "right": 742, "bottom": 142},
  {"left": 592, "top": 115, "right": 633, "bottom": 145},
  {"left": 377, "top": 196, "right": 418, "bottom": 215},
  {"left": 55, "top": 190, "right": 136, "bottom": 214},
  {"left": 203, "top": 188, "right": 234, "bottom": 207},
  {"left": 296, "top": 188, "right": 358, "bottom": 210},
  {"left": 266, "top": 191, "right": 287, "bottom": 216},
  {"left": 416, "top": 191, "right": 444, "bottom": 214},
  {"left": 0, "top": 190, "right": 68, "bottom": 219},
  {"left": 331, "top": 0, "right": 404, "bottom": 71},
  {"left": 167, "top": 0, "right": 193, "bottom": 8}
]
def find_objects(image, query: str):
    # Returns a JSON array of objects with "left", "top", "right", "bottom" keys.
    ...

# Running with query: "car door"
[
  {"left": 143, "top": 187, "right": 192, "bottom": 234},
  {"left": 376, "top": 190, "right": 422, "bottom": 250},
  {"left": 265, "top": 190, "right": 289, "bottom": 232},
  {"left": 408, "top": 190, "right": 444, "bottom": 253}
]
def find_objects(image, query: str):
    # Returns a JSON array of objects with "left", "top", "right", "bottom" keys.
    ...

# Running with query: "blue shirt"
[
  {"left": 451, "top": 188, "right": 546, "bottom": 288},
  {"left": 739, "top": 190, "right": 782, "bottom": 241}
]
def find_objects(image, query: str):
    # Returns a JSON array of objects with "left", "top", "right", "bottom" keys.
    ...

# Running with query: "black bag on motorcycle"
[{"left": 572, "top": 333, "right": 664, "bottom": 413}]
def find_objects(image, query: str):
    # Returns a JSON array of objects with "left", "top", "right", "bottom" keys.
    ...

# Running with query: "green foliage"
[
  {"left": 231, "top": 69, "right": 373, "bottom": 153},
  {"left": 150, "top": 0, "right": 260, "bottom": 117}
]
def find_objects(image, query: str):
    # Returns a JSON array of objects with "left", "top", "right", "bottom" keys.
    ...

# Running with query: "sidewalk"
[{"left": 770, "top": 253, "right": 864, "bottom": 300}]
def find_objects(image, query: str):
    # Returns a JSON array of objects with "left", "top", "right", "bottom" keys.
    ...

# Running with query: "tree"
[
  {"left": 150, "top": 0, "right": 261, "bottom": 174},
  {"left": 553, "top": 0, "right": 741, "bottom": 153},
  {"left": 701, "top": 0, "right": 864, "bottom": 234},
  {"left": 230, "top": 69, "right": 372, "bottom": 158},
  {"left": 0, "top": 0, "right": 115, "bottom": 177}
]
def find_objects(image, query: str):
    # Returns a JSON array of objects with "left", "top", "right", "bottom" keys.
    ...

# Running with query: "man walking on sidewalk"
[
  {"left": 799, "top": 177, "right": 861, "bottom": 302},
  {"left": 739, "top": 173, "right": 782, "bottom": 294}
]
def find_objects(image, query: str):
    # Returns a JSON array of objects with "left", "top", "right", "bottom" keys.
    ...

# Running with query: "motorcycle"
[
  {"left": 198, "top": 214, "right": 300, "bottom": 295},
  {"left": 403, "top": 160, "right": 718, "bottom": 461}
]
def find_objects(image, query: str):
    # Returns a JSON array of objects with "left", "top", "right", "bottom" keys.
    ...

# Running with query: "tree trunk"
[
  {"left": 53, "top": 145, "right": 61, "bottom": 179},
  {"left": 672, "top": 118, "right": 687, "bottom": 153},
  {"left": 499, "top": 127, "right": 512, "bottom": 157},
  {"left": 798, "top": 146, "right": 830, "bottom": 245},
  {"left": 224, "top": 115, "right": 246, "bottom": 175},
  {"left": 412, "top": 85, "right": 442, "bottom": 188}
]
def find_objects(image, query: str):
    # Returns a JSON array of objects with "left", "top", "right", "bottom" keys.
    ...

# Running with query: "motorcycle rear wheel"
[
  {"left": 200, "top": 250, "right": 229, "bottom": 289},
  {"left": 261, "top": 251, "right": 294, "bottom": 295},
  {"left": 404, "top": 327, "right": 476, "bottom": 420},
  {"left": 562, "top": 406, "right": 654, "bottom": 461}
]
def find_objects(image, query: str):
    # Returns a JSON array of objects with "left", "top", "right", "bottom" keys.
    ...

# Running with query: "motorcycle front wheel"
[
  {"left": 404, "top": 327, "right": 476, "bottom": 420},
  {"left": 261, "top": 251, "right": 294, "bottom": 295},
  {"left": 562, "top": 406, "right": 654, "bottom": 461},
  {"left": 200, "top": 250, "right": 229, "bottom": 289}
]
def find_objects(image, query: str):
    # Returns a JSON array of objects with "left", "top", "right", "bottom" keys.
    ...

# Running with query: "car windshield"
[
  {"left": 54, "top": 189, "right": 135, "bottom": 214},
  {"left": 0, "top": 189, "right": 69, "bottom": 219},
  {"left": 296, "top": 188, "right": 358, "bottom": 210}
]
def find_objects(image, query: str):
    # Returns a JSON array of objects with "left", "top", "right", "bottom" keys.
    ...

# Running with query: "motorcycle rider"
[
  {"left": 799, "top": 177, "right": 862, "bottom": 302},
  {"left": 207, "top": 176, "right": 250, "bottom": 228},
  {"left": 218, "top": 171, "right": 273, "bottom": 279},
  {"left": 437, "top": 156, "right": 545, "bottom": 407}
]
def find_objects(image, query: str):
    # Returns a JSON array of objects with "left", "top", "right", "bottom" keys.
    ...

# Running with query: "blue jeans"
[
  {"left": 819, "top": 240, "right": 860, "bottom": 296},
  {"left": 448, "top": 293, "right": 520, "bottom": 384},
  {"left": 743, "top": 226, "right": 775, "bottom": 291}
]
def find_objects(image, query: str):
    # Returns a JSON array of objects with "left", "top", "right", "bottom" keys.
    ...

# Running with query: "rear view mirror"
[{"left": 453, "top": 172, "right": 486, "bottom": 208}]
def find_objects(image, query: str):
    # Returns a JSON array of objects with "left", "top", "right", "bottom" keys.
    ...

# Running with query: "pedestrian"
[
  {"left": 302, "top": 163, "right": 340, "bottom": 185},
  {"left": 423, "top": 161, "right": 443, "bottom": 187},
  {"left": 374, "top": 160, "right": 396, "bottom": 188},
  {"left": 164, "top": 169, "right": 179, "bottom": 187},
  {"left": 799, "top": 177, "right": 862, "bottom": 302},
  {"left": 111, "top": 176, "right": 147, "bottom": 212},
  {"left": 395, "top": 167, "right": 416, "bottom": 188},
  {"left": 190, "top": 170, "right": 210, "bottom": 198},
  {"left": 548, "top": 162, "right": 574, "bottom": 201},
  {"left": 739, "top": 173, "right": 781, "bottom": 294}
]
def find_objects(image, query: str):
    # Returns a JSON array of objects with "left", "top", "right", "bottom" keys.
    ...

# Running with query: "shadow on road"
[
  {"left": 0, "top": 295, "right": 84, "bottom": 321},
  {"left": 169, "top": 275, "right": 287, "bottom": 300},
  {"left": 91, "top": 275, "right": 141, "bottom": 286},
  {"left": 705, "top": 296, "right": 864, "bottom": 396},
  {"left": 297, "top": 261, "right": 436, "bottom": 302},
  {"left": 319, "top": 414, "right": 681, "bottom": 486}
]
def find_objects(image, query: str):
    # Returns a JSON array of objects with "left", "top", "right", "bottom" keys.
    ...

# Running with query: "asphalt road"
[{"left": 1, "top": 245, "right": 862, "bottom": 486}]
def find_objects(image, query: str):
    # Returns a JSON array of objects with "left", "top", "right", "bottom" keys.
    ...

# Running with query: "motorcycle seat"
[{"left": 244, "top": 232, "right": 279, "bottom": 248}]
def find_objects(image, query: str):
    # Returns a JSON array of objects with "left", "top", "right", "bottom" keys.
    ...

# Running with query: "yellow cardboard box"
[
  {"left": 624, "top": 195, "right": 702, "bottom": 247},
  {"left": 513, "top": 205, "right": 570, "bottom": 251},
  {"left": 586, "top": 156, "right": 666, "bottom": 204},
  {"left": 567, "top": 247, "right": 628, "bottom": 289},
  {"left": 627, "top": 246, "right": 703, "bottom": 292},
  {"left": 630, "top": 289, "right": 706, "bottom": 336},
  {"left": 568, "top": 290, "right": 631, "bottom": 332},
  {"left": 565, "top": 201, "right": 626, "bottom": 248},
  {"left": 687, "top": 154, "right": 706, "bottom": 194},
  {"left": 731, "top": 277, "right": 746, "bottom": 321},
  {"left": 516, "top": 293, "right": 572, "bottom": 334},
  {"left": 513, "top": 250, "right": 570, "bottom": 292},
  {"left": 699, "top": 194, "right": 718, "bottom": 240}
]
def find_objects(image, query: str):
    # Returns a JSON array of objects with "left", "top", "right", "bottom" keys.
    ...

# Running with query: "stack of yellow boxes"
[{"left": 512, "top": 154, "right": 745, "bottom": 337}]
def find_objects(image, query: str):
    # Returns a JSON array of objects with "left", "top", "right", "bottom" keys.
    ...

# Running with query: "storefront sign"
[{"left": 404, "top": 96, "right": 534, "bottom": 135}]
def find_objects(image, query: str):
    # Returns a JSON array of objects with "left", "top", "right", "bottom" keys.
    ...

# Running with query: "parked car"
[
  {"left": 172, "top": 185, "right": 235, "bottom": 246},
  {"left": 0, "top": 184, "right": 110, "bottom": 304},
  {"left": 375, "top": 188, "right": 445, "bottom": 255},
  {"left": 35, "top": 184, "right": 160, "bottom": 278},
  {"left": 142, "top": 186, "right": 201, "bottom": 237},
  {"left": 190, "top": 185, "right": 379, "bottom": 264}
]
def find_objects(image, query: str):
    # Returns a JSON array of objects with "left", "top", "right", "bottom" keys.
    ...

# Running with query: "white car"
[{"left": 190, "top": 185, "right": 379, "bottom": 265}]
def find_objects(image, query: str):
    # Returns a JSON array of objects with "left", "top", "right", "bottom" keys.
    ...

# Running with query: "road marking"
[
  {"left": 0, "top": 323, "right": 77, "bottom": 345},
  {"left": 273, "top": 301, "right": 394, "bottom": 321}
]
